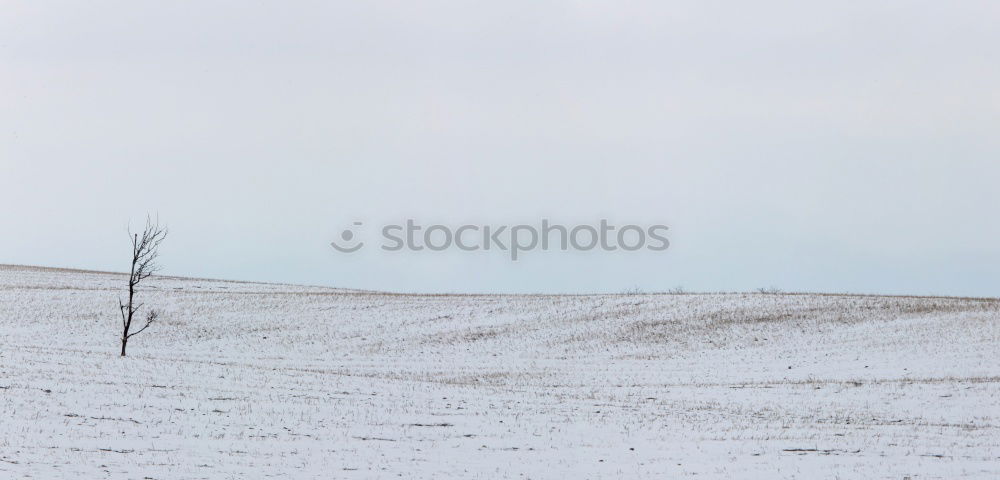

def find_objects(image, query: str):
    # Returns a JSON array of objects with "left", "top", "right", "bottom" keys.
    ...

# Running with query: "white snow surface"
[{"left": 1, "top": 264, "right": 998, "bottom": 479}]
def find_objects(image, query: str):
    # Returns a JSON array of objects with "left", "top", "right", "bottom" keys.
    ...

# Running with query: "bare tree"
[{"left": 118, "top": 217, "right": 167, "bottom": 356}]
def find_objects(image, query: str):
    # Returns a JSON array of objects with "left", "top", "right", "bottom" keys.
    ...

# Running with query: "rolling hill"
[{"left": 1, "top": 264, "right": 997, "bottom": 478}]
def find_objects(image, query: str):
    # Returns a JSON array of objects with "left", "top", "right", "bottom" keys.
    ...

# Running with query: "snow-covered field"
[{"left": 1, "top": 264, "right": 998, "bottom": 479}]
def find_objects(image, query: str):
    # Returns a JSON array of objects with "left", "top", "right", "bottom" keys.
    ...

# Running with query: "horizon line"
[{"left": 2, "top": 263, "right": 997, "bottom": 302}]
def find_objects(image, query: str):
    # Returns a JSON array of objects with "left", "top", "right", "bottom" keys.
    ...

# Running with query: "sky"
[{"left": 2, "top": 1, "right": 999, "bottom": 295}]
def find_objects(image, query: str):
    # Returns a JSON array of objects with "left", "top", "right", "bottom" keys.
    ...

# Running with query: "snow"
[{"left": 0, "top": 264, "right": 998, "bottom": 478}]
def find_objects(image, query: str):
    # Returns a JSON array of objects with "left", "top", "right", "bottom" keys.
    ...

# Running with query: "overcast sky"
[{"left": 2, "top": 1, "right": 999, "bottom": 295}]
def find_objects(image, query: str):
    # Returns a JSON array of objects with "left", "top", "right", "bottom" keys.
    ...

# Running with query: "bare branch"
[
  {"left": 118, "top": 298, "right": 128, "bottom": 328},
  {"left": 127, "top": 310, "right": 158, "bottom": 339}
]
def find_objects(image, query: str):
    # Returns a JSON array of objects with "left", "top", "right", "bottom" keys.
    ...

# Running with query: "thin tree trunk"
[{"left": 121, "top": 234, "right": 137, "bottom": 356}]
